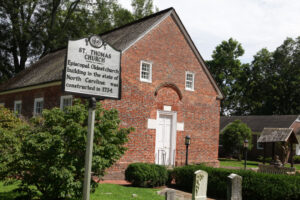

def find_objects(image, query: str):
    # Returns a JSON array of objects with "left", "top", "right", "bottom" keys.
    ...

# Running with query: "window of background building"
[
  {"left": 140, "top": 61, "right": 152, "bottom": 83},
  {"left": 60, "top": 95, "right": 73, "bottom": 110},
  {"left": 34, "top": 97, "right": 44, "bottom": 115},
  {"left": 257, "top": 142, "right": 264, "bottom": 150},
  {"left": 14, "top": 100, "right": 22, "bottom": 115}
]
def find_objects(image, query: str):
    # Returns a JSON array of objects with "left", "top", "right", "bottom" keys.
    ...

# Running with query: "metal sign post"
[
  {"left": 83, "top": 97, "right": 96, "bottom": 200},
  {"left": 62, "top": 35, "right": 121, "bottom": 200}
]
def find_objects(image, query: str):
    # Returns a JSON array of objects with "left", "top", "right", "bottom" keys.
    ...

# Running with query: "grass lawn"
[
  {"left": 91, "top": 184, "right": 163, "bottom": 200},
  {"left": 219, "top": 158, "right": 300, "bottom": 170},
  {"left": 0, "top": 182, "right": 164, "bottom": 200},
  {"left": 219, "top": 158, "right": 259, "bottom": 168}
]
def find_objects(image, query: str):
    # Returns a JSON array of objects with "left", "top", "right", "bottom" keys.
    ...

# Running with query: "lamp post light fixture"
[
  {"left": 244, "top": 139, "right": 249, "bottom": 170},
  {"left": 185, "top": 135, "right": 191, "bottom": 166}
]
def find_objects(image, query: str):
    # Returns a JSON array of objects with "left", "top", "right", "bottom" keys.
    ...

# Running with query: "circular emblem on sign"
[{"left": 89, "top": 35, "right": 103, "bottom": 48}]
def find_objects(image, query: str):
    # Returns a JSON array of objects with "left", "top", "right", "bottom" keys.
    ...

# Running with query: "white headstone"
[
  {"left": 192, "top": 170, "right": 208, "bottom": 200},
  {"left": 227, "top": 173, "right": 242, "bottom": 200}
]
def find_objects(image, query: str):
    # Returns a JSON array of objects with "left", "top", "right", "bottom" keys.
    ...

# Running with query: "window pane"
[
  {"left": 141, "top": 71, "right": 149, "bottom": 79},
  {"left": 36, "top": 101, "right": 43, "bottom": 114},
  {"left": 62, "top": 97, "right": 72, "bottom": 109},
  {"left": 186, "top": 81, "right": 192, "bottom": 89},
  {"left": 142, "top": 63, "right": 150, "bottom": 72},
  {"left": 15, "top": 103, "right": 21, "bottom": 115},
  {"left": 186, "top": 74, "right": 193, "bottom": 81}
]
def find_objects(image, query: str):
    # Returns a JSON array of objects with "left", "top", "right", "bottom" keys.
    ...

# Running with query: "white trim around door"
[{"left": 155, "top": 110, "right": 177, "bottom": 166}]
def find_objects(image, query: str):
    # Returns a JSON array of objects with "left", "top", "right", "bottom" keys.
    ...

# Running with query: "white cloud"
[{"left": 118, "top": 0, "right": 300, "bottom": 63}]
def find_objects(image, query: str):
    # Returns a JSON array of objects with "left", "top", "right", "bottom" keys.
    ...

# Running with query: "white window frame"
[
  {"left": 296, "top": 144, "right": 300, "bottom": 156},
  {"left": 140, "top": 60, "right": 152, "bottom": 83},
  {"left": 60, "top": 95, "right": 73, "bottom": 110},
  {"left": 14, "top": 100, "right": 22, "bottom": 115},
  {"left": 257, "top": 142, "right": 264, "bottom": 150},
  {"left": 34, "top": 97, "right": 44, "bottom": 115},
  {"left": 185, "top": 71, "right": 195, "bottom": 91}
]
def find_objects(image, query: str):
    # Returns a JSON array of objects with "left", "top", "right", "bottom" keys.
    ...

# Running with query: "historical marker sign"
[{"left": 63, "top": 36, "right": 121, "bottom": 99}]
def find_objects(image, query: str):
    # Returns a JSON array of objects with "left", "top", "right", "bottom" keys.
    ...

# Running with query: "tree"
[
  {"left": 221, "top": 120, "right": 252, "bottom": 160},
  {"left": 236, "top": 37, "right": 300, "bottom": 115},
  {"left": 236, "top": 48, "right": 275, "bottom": 115},
  {"left": 0, "top": 1, "right": 75, "bottom": 76},
  {"left": 0, "top": 100, "right": 133, "bottom": 199},
  {"left": 0, "top": 0, "right": 158, "bottom": 83},
  {"left": 112, "top": 3, "right": 135, "bottom": 27},
  {"left": 131, "top": 0, "right": 155, "bottom": 19},
  {"left": 270, "top": 37, "right": 300, "bottom": 114},
  {"left": 208, "top": 36, "right": 300, "bottom": 115},
  {"left": 206, "top": 38, "right": 246, "bottom": 115}
]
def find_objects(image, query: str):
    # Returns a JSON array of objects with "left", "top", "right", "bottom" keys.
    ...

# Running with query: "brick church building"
[{"left": 0, "top": 8, "right": 223, "bottom": 174}]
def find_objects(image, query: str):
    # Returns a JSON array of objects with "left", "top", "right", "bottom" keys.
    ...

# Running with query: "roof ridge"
[
  {"left": 47, "top": 7, "right": 173, "bottom": 55},
  {"left": 99, "top": 7, "right": 173, "bottom": 37}
]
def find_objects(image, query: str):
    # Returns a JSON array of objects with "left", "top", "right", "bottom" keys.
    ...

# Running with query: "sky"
[{"left": 118, "top": 0, "right": 300, "bottom": 63}]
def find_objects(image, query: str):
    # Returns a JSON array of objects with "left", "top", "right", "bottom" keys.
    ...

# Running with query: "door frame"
[{"left": 155, "top": 110, "right": 177, "bottom": 166}]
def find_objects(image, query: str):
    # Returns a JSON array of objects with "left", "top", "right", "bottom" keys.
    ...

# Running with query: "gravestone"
[
  {"left": 165, "top": 189, "right": 176, "bottom": 200},
  {"left": 227, "top": 173, "right": 242, "bottom": 200},
  {"left": 192, "top": 170, "right": 208, "bottom": 200}
]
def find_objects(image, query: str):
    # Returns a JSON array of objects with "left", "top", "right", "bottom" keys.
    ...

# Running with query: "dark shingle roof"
[
  {"left": 257, "top": 128, "right": 298, "bottom": 144},
  {"left": 220, "top": 115, "right": 299, "bottom": 132},
  {"left": 0, "top": 8, "right": 173, "bottom": 92},
  {"left": 101, "top": 7, "right": 173, "bottom": 50},
  {"left": 0, "top": 49, "right": 66, "bottom": 91}
]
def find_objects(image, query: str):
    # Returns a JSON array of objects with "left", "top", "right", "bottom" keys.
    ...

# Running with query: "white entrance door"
[{"left": 156, "top": 114, "right": 172, "bottom": 165}]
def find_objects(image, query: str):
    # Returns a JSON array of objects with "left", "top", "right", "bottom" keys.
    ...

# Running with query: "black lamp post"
[
  {"left": 244, "top": 139, "right": 249, "bottom": 170},
  {"left": 185, "top": 135, "right": 191, "bottom": 165}
]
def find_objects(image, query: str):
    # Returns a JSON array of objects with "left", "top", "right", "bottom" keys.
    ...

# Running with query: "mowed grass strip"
[
  {"left": 219, "top": 158, "right": 300, "bottom": 170},
  {"left": 92, "top": 184, "right": 164, "bottom": 200},
  {"left": 0, "top": 182, "right": 164, "bottom": 200},
  {"left": 219, "top": 158, "right": 259, "bottom": 168}
]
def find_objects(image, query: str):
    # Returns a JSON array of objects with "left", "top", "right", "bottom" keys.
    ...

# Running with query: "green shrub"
[
  {"left": 125, "top": 163, "right": 168, "bottom": 187},
  {"left": 0, "top": 106, "right": 29, "bottom": 180},
  {"left": 222, "top": 120, "right": 252, "bottom": 159},
  {"left": 170, "top": 165, "right": 300, "bottom": 200},
  {"left": 0, "top": 100, "right": 133, "bottom": 200},
  {"left": 294, "top": 155, "right": 300, "bottom": 164},
  {"left": 257, "top": 156, "right": 272, "bottom": 163}
]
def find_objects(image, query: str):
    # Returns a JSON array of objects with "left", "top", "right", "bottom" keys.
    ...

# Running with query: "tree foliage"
[
  {"left": 206, "top": 38, "right": 246, "bottom": 114},
  {"left": 0, "top": 105, "right": 29, "bottom": 180},
  {"left": 0, "top": 100, "right": 133, "bottom": 200},
  {"left": 221, "top": 120, "right": 252, "bottom": 159},
  {"left": 207, "top": 37, "right": 300, "bottom": 115},
  {"left": 0, "top": 0, "right": 157, "bottom": 83},
  {"left": 131, "top": 0, "right": 155, "bottom": 20}
]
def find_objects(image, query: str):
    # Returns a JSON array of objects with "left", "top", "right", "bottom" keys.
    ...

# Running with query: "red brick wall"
[
  {"left": 0, "top": 85, "right": 63, "bottom": 118},
  {"left": 0, "top": 16, "right": 221, "bottom": 172},
  {"left": 102, "top": 16, "right": 220, "bottom": 170}
]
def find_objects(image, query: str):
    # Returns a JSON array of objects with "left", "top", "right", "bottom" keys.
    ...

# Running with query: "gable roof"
[
  {"left": 220, "top": 115, "right": 299, "bottom": 132},
  {"left": 0, "top": 7, "right": 223, "bottom": 99},
  {"left": 257, "top": 128, "right": 298, "bottom": 144}
]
